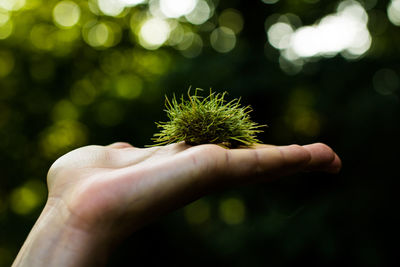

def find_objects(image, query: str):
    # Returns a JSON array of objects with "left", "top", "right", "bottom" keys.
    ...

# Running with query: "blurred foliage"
[{"left": 1, "top": 0, "right": 399, "bottom": 266}]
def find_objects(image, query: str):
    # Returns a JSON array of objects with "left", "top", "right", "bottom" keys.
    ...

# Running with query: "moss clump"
[{"left": 151, "top": 89, "right": 266, "bottom": 148}]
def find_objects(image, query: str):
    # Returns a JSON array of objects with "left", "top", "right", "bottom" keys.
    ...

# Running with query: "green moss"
[{"left": 151, "top": 89, "right": 266, "bottom": 148}]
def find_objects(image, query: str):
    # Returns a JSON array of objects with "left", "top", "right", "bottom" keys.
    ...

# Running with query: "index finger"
[{"left": 211, "top": 143, "right": 340, "bottom": 183}]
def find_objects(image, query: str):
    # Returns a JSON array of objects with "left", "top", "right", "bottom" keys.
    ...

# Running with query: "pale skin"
[{"left": 12, "top": 142, "right": 341, "bottom": 266}]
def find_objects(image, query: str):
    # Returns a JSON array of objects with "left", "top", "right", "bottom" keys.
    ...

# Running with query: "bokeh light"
[
  {"left": 0, "top": 0, "right": 26, "bottom": 11},
  {"left": 51, "top": 100, "right": 79, "bottom": 121},
  {"left": 159, "top": 0, "right": 197, "bottom": 18},
  {"left": 83, "top": 21, "right": 122, "bottom": 48},
  {"left": 166, "top": 21, "right": 184, "bottom": 45},
  {"left": 0, "top": 20, "right": 13, "bottom": 39},
  {"left": 120, "top": 0, "right": 146, "bottom": 6},
  {"left": 210, "top": 26, "right": 236, "bottom": 53},
  {"left": 115, "top": 74, "right": 143, "bottom": 99},
  {"left": 219, "top": 197, "right": 246, "bottom": 225},
  {"left": 175, "top": 32, "right": 203, "bottom": 58},
  {"left": 53, "top": 1, "right": 81, "bottom": 29},
  {"left": 267, "top": 22, "right": 293, "bottom": 49},
  {"left": 40, "top": 120, "right": 88, "bottom": 158},
  {"left": 87, "top": 22, "right": 110, "bottom": 46},
  {"left": 185, "top": 0, "right": 211, "bottom": 25},
  {"left": 218, "top": 8, "right": 244, "bottom": 34},
  {"left": 30, "top": 24, "right": 57, "bottom": 51},
  {"left": 387, "top": 0, "right": 400, "bottom": 26},
  {"left": 267, "top": 0, "right": 371, "bottom": 65},
  {"left": 96, "top": 0, "right": 145, "bottom": 16},
  {"left": 9, "top": 180, "right": 46, "bottom": 215},
  {"left": 131, "top": 49, "right": 172, "bottom": 77},
  {"left": 0, "top": 9, "right": 10, "bottom": 26},
  {"left": 139, "top": 17, "right": 170, "bottom": 50},
  {"left": 184, "top": 199, "right": 211, "bottom": 225},
  {"left": 98, "top": 0, "right": 126, "bottom": 17}
]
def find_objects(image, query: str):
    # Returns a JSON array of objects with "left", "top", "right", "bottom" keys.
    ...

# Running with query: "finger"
[
  {"left": 108, "top": 142, "right": 135, "bottom": 149},
  {"left": 327, "top": 153, "right": 342, "bottom": 173},
  {"left": 218, "top": 145, "right": 312, "bottom": 181},
  {"left": 302, "top": 143, "right": 342, "bottom": 173},
  {"left": 212, "top": 143, "right": 340, "bottom": 182}
]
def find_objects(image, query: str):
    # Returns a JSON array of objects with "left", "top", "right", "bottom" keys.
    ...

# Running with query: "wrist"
[{"left": 12, "top": 198, "right": 115, "bottom": 267}]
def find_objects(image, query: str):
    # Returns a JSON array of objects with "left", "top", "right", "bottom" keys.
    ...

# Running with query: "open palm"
[{"left": 46, "top": 142, "right": 341, "bottom": 237}]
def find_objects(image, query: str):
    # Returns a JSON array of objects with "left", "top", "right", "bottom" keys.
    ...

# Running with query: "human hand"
[{"left": 13, "top": 142, "right": 341, "bottom": 267}]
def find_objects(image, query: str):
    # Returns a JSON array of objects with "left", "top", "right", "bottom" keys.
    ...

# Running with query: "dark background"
[{"left": 1, "top": 0, "right": 399, "bottom": 266}]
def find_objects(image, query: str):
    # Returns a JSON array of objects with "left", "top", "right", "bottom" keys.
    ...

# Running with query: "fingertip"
[
  {"left": 303, "top": 143, "right": 336, "bottom": 165},
  {"left": 108, "top": 142, "right": 135, "bottom": 149},
  {"left": 325, "top": 153, "right": 342, "bottom": 173},
  {"left": 302, "top": 143, "right": 342, "bottom": 173}
]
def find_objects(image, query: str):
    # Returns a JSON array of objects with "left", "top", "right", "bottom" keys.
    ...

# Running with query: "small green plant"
[{"left": 151, "top": 89, "right": 266, "bottom": 148}]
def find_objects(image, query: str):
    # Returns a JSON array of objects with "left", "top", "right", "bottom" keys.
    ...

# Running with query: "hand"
[{"left": 13, "top": 142, "right": 341, "bottom": 267}]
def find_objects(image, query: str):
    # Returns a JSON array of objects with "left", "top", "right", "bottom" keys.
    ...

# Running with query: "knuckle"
[{"left": 251, "top": 149, "right": 264, "bottom": 174}]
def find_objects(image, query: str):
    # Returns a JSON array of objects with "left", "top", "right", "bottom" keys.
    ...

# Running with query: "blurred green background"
[{"left": 1, "top": 0, "right": 399, "bottom": 266}]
